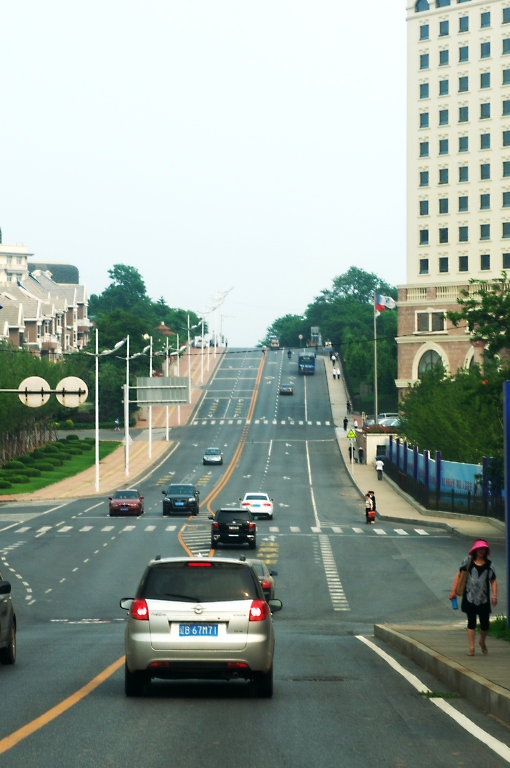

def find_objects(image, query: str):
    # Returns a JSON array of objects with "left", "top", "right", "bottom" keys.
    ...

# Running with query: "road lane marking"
[
  {"left": 0, "top": 656, "right": 125, "bottom": 755},
  {"left": 101, "top": 526, "right": 114, "bottom": 531},
  {"left": 57, "top": 526, "right": 73, "bottom": 533},
  {"left": 395, "top": 529, "right": 409, "bottom": 535},
  {"left": 373, "top": 528, "right": 386, "bottom": 535},
  {"left": 356, "top": 635, "right": 510, "bottom": 764},
  {"left": 331, "top": 526, "right": 342, "bottom": 533},
  {"left": 319, "top": 535, "right": 350, "bottom": 611},
  {"left": 290, "top": 526, "right": 301, "bottom": 532},
  {"left": 415, "top": 529, "right": 428, "bottom": 535},
  {"left": 79, "top": 526, "right": 93, "bottom": 532}
]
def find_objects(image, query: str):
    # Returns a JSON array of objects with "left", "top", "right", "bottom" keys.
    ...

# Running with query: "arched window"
[
  {"left": 436, "top": 0, "right": 451, "bottom": 6},
  {"left": 416, "top": 0, "right": 430, "bottom": 11},
  {"left": 418, "top": 350, "right": 441, "bottom": 377}
]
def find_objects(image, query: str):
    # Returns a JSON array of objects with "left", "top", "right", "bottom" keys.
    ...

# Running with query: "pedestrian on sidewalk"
[
  {"left": 335, "top": 367, "right": 341, "bottom": 380},
  {"left": 375, "top": 458, "right": 384, "bottom": 480},
  {"left": 114, "top": 418, "right": 120, "bottom": 431},
  {"left": 449, "top": 540, "right": 497, "bottom": 657},
  {"left": 368, "top": 490, "right": 376, "bottom": 511},
  {"left": 364, "top": 493, "right": 374, "bottom": 524},
  {"left": 331, "top": 354, "right": 337, "bottom": 365},
  {"left": 358, "top": 447, "right": 364, "bottom": 464},
  {"left": 348, "top": 445, "right": 356, "bottom": 461},
  {"left": 346, "top": 401, "right": 351, "bottom": 414},
  {"left": 332, "top": 368, "right": 337, "bottom": 380},
  {"left": 353, "top": 418, "right": 358, "bottom": 429},
  {"left": 343, "top": 416, "right": 348, "bottom": 431}
]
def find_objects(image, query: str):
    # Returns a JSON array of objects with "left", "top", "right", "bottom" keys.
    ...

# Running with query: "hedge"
[
  {"left": 0, "top": 480, "right": 12, "bottom": 489},
  {"left": 3, "top": 460, "right": 25, "bottom": 471},
  {"left": 8, "top": 475, "right": 30, "bottom": 484},
  {"left": 33, "top": 462, "right": 55, "bottom": 472}
]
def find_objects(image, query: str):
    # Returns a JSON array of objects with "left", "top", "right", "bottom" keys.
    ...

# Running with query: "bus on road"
[{"left": 298, "top": 352, "right": 315, "bottom": 374}]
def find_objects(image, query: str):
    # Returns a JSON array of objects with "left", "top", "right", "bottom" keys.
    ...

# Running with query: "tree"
[
  {"left": 261, "top": 315, "right": 307, "bottom": 347},
  {"left": 448, "top": 273, "right": 510, "bottom": 358},
  {"left": 318, "top": 266, "right": 396, "bottom": 305}
]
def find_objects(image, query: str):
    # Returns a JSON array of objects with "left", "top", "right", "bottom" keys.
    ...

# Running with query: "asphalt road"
[{"left": 1, "top": 348, "right": 508, "bottom": 767}]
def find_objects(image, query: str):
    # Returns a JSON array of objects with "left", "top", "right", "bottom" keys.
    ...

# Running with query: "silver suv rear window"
[{"left": 139, "top": 562, "right": 260, "bottom": 602}]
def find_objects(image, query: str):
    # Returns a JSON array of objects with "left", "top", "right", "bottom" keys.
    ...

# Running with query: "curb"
[{"left": 374, "top": 624, "right": 510, "bottom": 727}]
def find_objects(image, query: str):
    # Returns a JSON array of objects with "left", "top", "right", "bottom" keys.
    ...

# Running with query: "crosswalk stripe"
[
  {"left": 57, "top": 526, "right": 73, "bottom": 533},
  {"left": 122, "top": 526, "right": 136, "bottom": 531},
  {"left": 166, "top": 525, "right": 177, "bottom": 531},
  {"left": 101, "top": 526, "right": 114, "bottom": 531},
  {"left": 373, "top": 528, "right": 386, "bottom": 535},
  {"left": 290, "top": 526, "right": 301, "bottom": 532},
  {"left": 145, "top": 525, "right": 156, "bottom": 531},
  {"left": 352, "top": 527, "right": 364, "bottom": 533},
  {"left": 311, "top": 526, "right": 321, "bottom": 533},
  {"left": 331, "top": 526, "right": 342, "bottom": 533},
  {"left": 415, "top": 529, "right": 429, "bottom": 535},
  {"left": 16, "top": 527, "right": 30, "bottom": 533},
  {"left": 395, "top": 529, "right": 409, "bottom": 535},
  {"left": 79, "top": 526, "right": 93, "bottom": 532},
  {"left": 269, "top": 526, "right": 279, "bottom": 532}
]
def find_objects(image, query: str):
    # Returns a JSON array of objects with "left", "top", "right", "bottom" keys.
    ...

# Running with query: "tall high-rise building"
[{"left": 397, "top": 0, "right": 510, "bottom": 391}]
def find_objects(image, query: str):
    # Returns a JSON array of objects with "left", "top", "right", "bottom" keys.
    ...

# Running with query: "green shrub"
[
  {"left": 33, "top": 462, "right": 55, "bottom": 472},
  {"left": 59, "top": 452, "right": 73, "bottom": 461},
  {"left": 8, "top": 475, "right": 30, "bottom": 484},
  {"left": 66, "top": 447, "right": 83, "bottom": 456},
  {"left": 32, "top": 450, "right": 46, "bottom": 460},
  {"left": 54, "top": 441, "right": 66, "bottom": 448},
  {"left": 42, "top": 457, "right": 63, "bottom": 467},
  {"left": 19, "top": 455, "right": 36, "bottom": 465},
  {"left": 3, "top": 460, "right": 25, "bottom": 471},
  {"left": 0, "top": 480, "right": 12, "bottom": 489},
  {"left": 83, "top": 437, "right": 95, "bottom": 443},
  {"left": 78, "top": 443, "right": 92, "bottom": 451},
  {"left": 20, "top": 467, "right": 41, "bottom": 478},
  {"left": 64, "top": 419, "right": 74, "bottom": 429},
  {"left": 43, "top": 444, "right": 59, "bottom": 454},
  {"left": 66, "top": 434, "right": 80, "bottom": 442}
]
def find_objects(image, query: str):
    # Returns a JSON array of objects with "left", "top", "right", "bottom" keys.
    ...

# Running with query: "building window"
[
  {"left": 420, "top": 112, "right": 430, "bottom": 128},
  {"left": 420, "top": 23, "right": 430, "bottom": 39},
  {"left": 439, "top": 198, "right": 449, "bottom": 213},
  {"left": 504, "top": 8, "right": 510, "bottom": 24},
  {"left": 439, "top": 227, "right": 449, "bottom": 243},
  {"left": 459, "top": 195, "right": 468, "bottom": 211},
  {"left": 480, "top": 223, "right": 491, "bottom": 240},
  {"left": 480, "top": 102, "right": 491, "bottom": 119},
  {"left": 480, "top": 11, "right": 491, "bottom": 28},
  {"left": 481, "top": 253, "right": 491, "bottom": 270},
  {"left": 420, "top": 170, "right": 429, "bottom": 186},
  {"left": 459, "top": 16, "right": 469, "bottom": 32},
  {"left": 504, "top": 69, "right": 510, "bottom": 85},
  {"left": 420, "top": 200, "right": 429, "bottom": 215},
  {"left": 419, "top": 258, "right": 429, "bottom": 274},
  {"left": 432, "top": 313, "right": 445, "bottom": 332},
  {"left": 439, "top": 108, "right": 449, "bottom": 125},
  {"left": 416, "top": 0, "right": 429, "bottom": 9},
  {"left": 504, "top": 253, "right": 510, "bottom": 268},
  {"left": 503, "top": 222, "right": 510, "bottom": 238},
  {"left": 480, "top": 72, "right": 490, "bottom": 89},
  {"left": 439, "top": 138, "right": 449, "bottom": 154},
  {"left": 504, "top": 130, "right": 510, "bottom": 146},
  {"left": 418, "top": 349, "right": 441, "bottom": 379},
  {"left": 420, "top": 141, "right": 429, "bottom": 157},
  {"left": 459, "top": 255, "right": 469, "bottom": 271},
  {"left": 439, "top": 257, "right": 449, "bottom": 273},
  {"left": 459, "top": 226, "right": 469, "bottom": 241},
  {"left": 420, "top": 53, "right": 430, "bottom": 69},
  {"left": 480, "top": 193, "right": 490, "bottom": 209},
  {"left": 459, "top": 75, "right": 469, "bottom": 92},
  {"left": 459, "top": 135, "right": 469, "bottom": 152},
  {"left": 480, "top": 163, "right": 491, "bottom": 179},
  {"left": 504, "top": 161, "right": 510, "bottom": 177},
  {"left": 420, "top": 229, "right": 430, "bottom": 245},
  {"left": 480, "top": 133, "right": 491, "bottom": 149},
  {"left": 420, "top": 83, "right": 430, "bottom": 99},
  {"left": 417, "top": 313, "right": 444, "bottom": 333},
  {"left": 459, "top": 106, "right": 469, "bottom": 121},
  {"left": 504, "top": 39, "right": 510, "bottom": 55},
  {"left": 459, "top": 166, "right": 469, "bottom": 182},
  {"left": 439, "top": 79, "right": 449, "bottom": 95},
  {"left": 436, "top": 0, "right": 450, "bottom": 6},
  {"left": 439, "top": 168, "right": 449, "bottom": 184},
  {"left": 481, "top": 42, "right": 491, "bottom": 58},
  {"left": 439, "top": 20, "right": 449, "bottom": 36},
  {"left": 504, "top": 191, "right": 510, "bottom": 207},
  {"left": 439, "top": 49, "right": 449, "bottom": 66},
  {"left": 459, "top": 46, "right": 469, "bottom": 62},
  {"left": 417, "top": 313, "right": 430, "bottom": 332}
]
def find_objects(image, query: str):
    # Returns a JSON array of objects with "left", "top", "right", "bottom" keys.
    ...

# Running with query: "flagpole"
[{"left": 374, "top": 294, "right": 378, "bottom": 425}]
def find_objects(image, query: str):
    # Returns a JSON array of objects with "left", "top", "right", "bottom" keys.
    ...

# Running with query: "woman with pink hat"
[{"left": 449, "top": 540, "right": 498, "bottom": 656}]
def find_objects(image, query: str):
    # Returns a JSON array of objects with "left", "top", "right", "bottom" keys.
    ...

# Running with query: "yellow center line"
[{"left": 0, "top": 656, "right": 125, "bottom": 755}]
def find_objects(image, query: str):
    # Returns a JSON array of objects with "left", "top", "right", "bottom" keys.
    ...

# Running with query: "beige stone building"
[{"left": 398, "top": 0, "right": 510, "bottom": 390}]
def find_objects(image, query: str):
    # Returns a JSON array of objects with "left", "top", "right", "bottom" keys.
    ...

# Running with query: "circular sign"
[
  {"left": 55, "top": 377, "right": 89, "bottom": 408},
  {"left": 18, "top": 377, "right": 51, "bottom": 408}
]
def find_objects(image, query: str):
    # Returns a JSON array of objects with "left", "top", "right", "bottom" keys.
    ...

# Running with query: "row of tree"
[{"left": 262, "top": 267, "right": 399, "bottom": 413}]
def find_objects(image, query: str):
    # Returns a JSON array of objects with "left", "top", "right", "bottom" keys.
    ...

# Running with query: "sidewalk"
[
  {"left": 0, "top": 348, "right": 224, "bottom": 503},
  {"left": 324, "top": 354, "right": 510, "bottom": 725}
]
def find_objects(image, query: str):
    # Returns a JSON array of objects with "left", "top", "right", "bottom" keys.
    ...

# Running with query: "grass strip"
[
  {"left": 0, "top": 442, "right": 120, "bottom": 495},
  {"left": 487, "top": 615, "right": 510, "bottom": 643}
]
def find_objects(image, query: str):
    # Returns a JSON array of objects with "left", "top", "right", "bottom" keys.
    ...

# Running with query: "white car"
[{"left": 240, "top": 492, "right": 274, "bottom": 520}]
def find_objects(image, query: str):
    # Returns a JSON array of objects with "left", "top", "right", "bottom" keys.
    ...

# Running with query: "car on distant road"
[
  {"left": 378, "top": 418, "right": 401, "bottom": 428},
  {"left": 279, "top": 383, "right": 294, "bottom": 395},
  {"left": 240, "top": 492, "right": 274, "bottom": 520},
  {"left": 120, "top": 556, "right": 282, "bottom": 697},
  {"left": 0, "top": 571, "right": 16, "bottom": 665},
  {"left": 210, "top": 508, "right": 257, "bottom": 549},
  {"left": 109, "top": 489, "right": 144, "bottom": 516},
  {"left": 203, "top": 447, "right": 223, "bottom": 465},
  {"left": 247, "top": 559, "right": 278, "bottom": 601},
  {"left": 162, "top": 484, "right": 199, "bottom": 516}
]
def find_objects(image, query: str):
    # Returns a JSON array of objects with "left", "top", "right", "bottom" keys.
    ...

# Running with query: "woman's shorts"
[{"left": 464, "top": 603, "right": 490, "bottom": 631}]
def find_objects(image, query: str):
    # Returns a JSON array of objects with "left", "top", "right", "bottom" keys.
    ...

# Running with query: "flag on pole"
[{"left": 374, "top": 293, "right": 397, "bottom": 312}]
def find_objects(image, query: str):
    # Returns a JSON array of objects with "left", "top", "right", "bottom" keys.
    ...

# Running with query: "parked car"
[
  {"left": 109, "top": 489, "right": 144, "bottom": 516},
  {"left": 162, "top": 484, "right": 199, "bottom": 516},
  {"left": 240, "top": 492, "right": 274, "bottom": 520},
  {"left": 247, "top": 559, "right": 278, "bottom": 600},
  {"left": 120, "top": 556, "right": 282, "bottom": 697},
  {"left": 203, "top": 447, "right": 223, "bottom": 465},
  {"left": 210, "top": 508, "right": 257, "bottom": 549},
  {"left": 279, "top": 383, "right": 294, "bottom": 395},
  {"left": 0, "top": 572, "right": 16, "bottom": 665}
]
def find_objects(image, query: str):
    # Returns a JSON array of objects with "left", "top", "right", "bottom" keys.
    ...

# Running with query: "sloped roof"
[{"left": 28, "top": 261, "right": 79, "bottom": 284}]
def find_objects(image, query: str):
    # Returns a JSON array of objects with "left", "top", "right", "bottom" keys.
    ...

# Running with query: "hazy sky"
[{"left": 1, "top": 1, "right": 406, "bottom": 346}]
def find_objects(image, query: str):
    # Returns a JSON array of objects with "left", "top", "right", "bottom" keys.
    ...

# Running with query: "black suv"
[
  {"left": 162, "top": 484, "right": 199, "bottom": 516},
  {"left": 0, "top": 572, "right": 16, "bottom": 665},
  {"left": 210, "top": 508, "right": 257, "bottom": 549}
]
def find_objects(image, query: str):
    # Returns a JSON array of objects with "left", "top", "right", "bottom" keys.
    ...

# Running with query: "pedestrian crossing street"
[
  {"left": 192, "top": 419, "right": 331, "bottom": 427},
  {"left": 4, "top": 522, "right": 444, "bottom": 538}
]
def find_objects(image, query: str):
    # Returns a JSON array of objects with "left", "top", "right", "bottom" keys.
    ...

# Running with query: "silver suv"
[{"left": 120, "top": 556, "right": 282, "bottom": 697}]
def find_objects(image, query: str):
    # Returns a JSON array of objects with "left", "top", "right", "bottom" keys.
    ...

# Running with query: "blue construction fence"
[{"left": 381, "top": 436, "right": 504, "bottom": 521}]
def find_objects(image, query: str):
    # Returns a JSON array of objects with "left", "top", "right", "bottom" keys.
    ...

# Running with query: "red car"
[{"left": 109, "top": 489, "right": 144, "bottom": 516}]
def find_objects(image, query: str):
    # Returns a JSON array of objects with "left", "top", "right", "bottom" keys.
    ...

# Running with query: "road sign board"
[
  {"left": 18, "top": 377, "right": 51, "bottom": 408},
  {"left": 55, "top": 377, "right": 88, "bottom": 408},
  {"left": 347, "top": 429, "right": 356, "bottom": 439}
]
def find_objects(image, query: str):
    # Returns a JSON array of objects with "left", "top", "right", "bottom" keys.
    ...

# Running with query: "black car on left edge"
[
  {"left": 0, "top": 571, "right": 16, "bottom": 665},
  {"left": 162, "top": 484, "right": 200, "bottom": 516}
]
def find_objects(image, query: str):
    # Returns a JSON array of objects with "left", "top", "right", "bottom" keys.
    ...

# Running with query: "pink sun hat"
[{"left": 469, "top": 539, "right": 490, "bottom": 555}]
